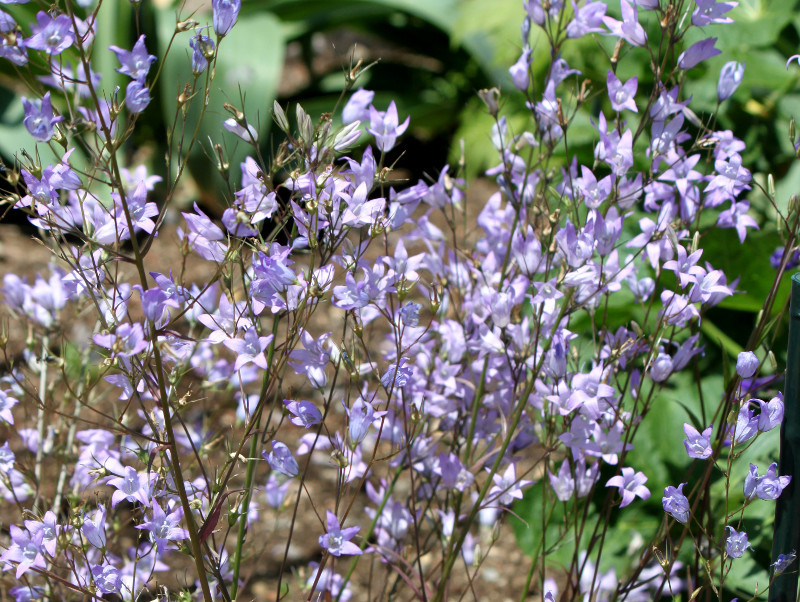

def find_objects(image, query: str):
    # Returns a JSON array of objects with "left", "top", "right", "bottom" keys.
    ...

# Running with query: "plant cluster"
[{"left": 0, "top": 0, "right": 797, "bottom": 600}]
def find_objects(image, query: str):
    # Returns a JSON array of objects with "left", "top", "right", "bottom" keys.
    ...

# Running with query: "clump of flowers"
[{"left": 0, "top": 0, "right": 795, "bottom": 600}]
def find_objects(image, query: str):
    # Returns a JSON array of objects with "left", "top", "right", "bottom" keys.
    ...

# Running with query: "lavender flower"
[
  {"left": 757, "top": 394, "right": 784, "bottom": 432},
  {"left": 662, "top": 483, "right": 690, "bottom": 523},
  {"left": 342, "top": 89, "right": 374, "bottom": 124},
  {"left": 772, "top": 551, "right": 796, "bottom": 575},
  {"left": 109, "top": 35, "right": 156, "bottom": 82},
  {"left": 26, "top": 11, "right": 74, "bottom": 55},
  {"left": 0, "top": 10, "right": 27, "bottom": 65},
  {"left": 22, "top": 93, "right": 62, "bottom": 142},
  {"left": 606, "top": 467, "right": 650, "bottom": 507},
  {"left": 0, "top": 525, "right": 46, "bottom": 578},
  {"left": 718, "top": 61, "right": 745, "bottom": 101},
  {"left": 678, "top": 38, "right": 721, "bottom": 70},
  {"left": 125, "top": 80, "right": 151, "bottom": 114},
  {"left": 107, "top": 466, "right": 157, "bottom": 508},
  {"left": 319, "top": 510, "right": 361, "bottom": 556},
  {"left": 135, "top": 500, "right": 189, "bottom": 554},
  {"left": 725, "top": 526, "right": 751, "bottom": 558},
  {"left": 190, "top": 28, "right": 215, "bottom": 75},
  {"left": 683, "top": 423, "right": 713, "bottom": 459},
  {"left": 368, "top": 101, "right": 409, "bottom": 152},
  {"left": 284, "top": 399, "right": 322, "bottom": 429},
  {"left": 607, "top": 71, "right": 638, "bottom": 113},
  {"left": 213, "top": 0, "right": 241, "bottom": 37},
  {"left": 264, "top": 441, "right": 299, "bottom": 478},
  {"left": 755, "top": 463, "right": 791, "bottom": 500}
]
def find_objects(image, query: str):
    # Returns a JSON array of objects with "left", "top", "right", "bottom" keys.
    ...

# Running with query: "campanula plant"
[{"left": 0, "top": 0, "right": 797, "bottom": 600}]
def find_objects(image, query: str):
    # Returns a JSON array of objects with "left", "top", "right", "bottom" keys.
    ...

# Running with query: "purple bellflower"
[
  {"left": 773, "top": 551, "right": 797, "bottom": 575},
  {"left": 726, "top": 526, "right": 751, "bottom": 558},
  {"left": 179, "top": 203, "right": 228, "bottom": 262},
  {"left": 125, "top": 80, "right": 151, "bottom": 114},
  {"left": 109, "top": 35, "right": 156, "bottom": 82},
  {"left": 0, "top": 10, "right": 27, "bottom": 66},
  {"left": 0, "top": 525, "right": 46, "bottom": 578},
  {"left": 683, "top": 423, "right": 712, "bottom": 458},
  {"left": 662, "top": 483, "right": 690, "bottom": 523},
  {"left": 736, "top": 351, "right": 758, "bottom": 378},
  {"left": 319, "top": 510, "right": 361, "bottom": 556},
  {"left": 692, "top": 0, "right": 737, "bottom": 27},
  {"left": 757, "top": 394, "right": 784, "bottom": 432},
  {"left": 22, "top": 93, "right": 62, "bottom": 142},
  {"left": 189, "top": 28, "right": 215, "bottom": 75},
  {"left": 342, "top": 89, "right": 374, "bottom": 124},
  {"left": 678, "top": 38, "right": 721, "bottom": 70},
  {"left": 606, "top": 467, "right": 650, "bottom": 507},
  {"left": 136, "top": 500, "right": 189, "bottom": 554},
  {"left": 368, "top": 101, "right": 409, "bottom": 152},
  {"left": 755, "top": 463, "right": 791, "bottom": 500},
  {"left": 222, "top": 326, "right": 273, "bottom": 371},
  {"left": 603, "top": 0, "right": 647, "bottom": 47},
  {"left": 91, "top": 564, "right": 122, "bottom": 595},
  {"left": 264, "top": 441, "right": 299, "bottom": 478},
  {"left": 284, "top": 399, "right": 322, "bottom": 429},
  {"left": 607, "top": 71, "right": 638, "bottom": 113},
  {"left": 213, "top": 0, "right": 241, "bottom": 37},
  {"left": 107, "top": 466, "right": 157, "bottom": 508},
  {"left": 26, "top": 11, "right": 74, "bottom": 55},
  {"left": 718, "top": 61, "right": 745, "bottom": 101},
  {"left": 566, "top": 0, "right": 606, "bottom": 37}
]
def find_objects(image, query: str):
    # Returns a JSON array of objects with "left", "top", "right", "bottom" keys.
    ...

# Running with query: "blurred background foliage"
[{"left": 0, "top": 0, "right": 799, "bottom": 593}]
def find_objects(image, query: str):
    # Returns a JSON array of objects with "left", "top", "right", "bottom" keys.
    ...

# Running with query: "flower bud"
[
  {"left": 272, "top": 100, "right": 290, "bottom": 133},
  {"left": 736, "top": 351, "right": 758, "bottom": 378},
  {"left": 717, "top": 61, "right": 745, "bottom": 102},
  {"left": 477, "top": 88, "right": 500, "bottom": 117}
]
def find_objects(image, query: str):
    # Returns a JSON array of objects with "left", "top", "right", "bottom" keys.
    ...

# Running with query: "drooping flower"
[
  {"left": 718, "top": 61, "right": 745, "bottom": 101},
  {"left": 678, "top": 38, "right": 721, "bottom": 70},
  {"left": 662, "top": 483, "right": 690, "bottom": 523},
  {"left": 264, "top": 441, "right": 299, "bottom": 478},
  {"left": 189, "top": 28, "right": 215, "bottom": 75}
]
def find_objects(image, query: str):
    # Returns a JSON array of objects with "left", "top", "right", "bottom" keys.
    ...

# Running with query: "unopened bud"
[
  {"left": 273, "top": 100, "right": 289, "bottom": 133},
  {"left": 295, "top": 103, "right": 313, "bottom": 145},
  {"left": 214, "top": 143, "right": 229, "bottom": 175},
  {"left": 768, "top": 173, "right": 775, "bottom": 199},
  {"left": 477, "top": 88, "right": 500, "bottom": 117},
  {"left": 691, "top": 230, "right": 700, "bottom": 254},
  {"left": 789, "top": 194, "right": 800, "bottom": 219}
]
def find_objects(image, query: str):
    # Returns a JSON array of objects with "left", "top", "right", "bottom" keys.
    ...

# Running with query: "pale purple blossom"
[
  {"left": 683, "top": 423, "right": 713, "bottom": 460},
  {"left": 662, "top": 483, "right": 690, "bottom": 523},
  {"left": 319, "top": 510, "right": 361, "bottom": 556},
  {"left": 606, "top": 467, "right": 650, "bottom": 507},
  {"left": 726, "top": 526, "right": 751, "bottom": 558}
]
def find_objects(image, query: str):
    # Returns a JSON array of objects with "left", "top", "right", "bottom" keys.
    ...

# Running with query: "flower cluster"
[{"left": 0, "top": 0, "right": 793, "bottom": 600}]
